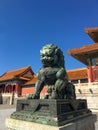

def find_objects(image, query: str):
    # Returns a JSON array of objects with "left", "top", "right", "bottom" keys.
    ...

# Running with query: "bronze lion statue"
[{"left": 28, "top": 44, "right": 76, "bottom": 99}]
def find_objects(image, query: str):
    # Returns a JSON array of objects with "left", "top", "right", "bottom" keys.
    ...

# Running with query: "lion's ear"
[
  {"left": 40, "top": 50, "right": 42, "bottom": 55},
  {"left": 55, "top": 48, "right": 59, "bottom": 54}
]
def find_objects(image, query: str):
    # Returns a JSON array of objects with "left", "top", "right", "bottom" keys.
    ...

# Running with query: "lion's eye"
[{"left": 41, "top": 54, "right": 44, "bottom": 57}]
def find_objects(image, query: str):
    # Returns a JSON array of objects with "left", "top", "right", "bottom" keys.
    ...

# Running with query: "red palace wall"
[
  {"left": 87, "top": 66, "right": 94, "bottom": 82},
  {"left": 92, "top": 66, "right": 98, "bottom": 82},
  {"left": 22, "top": 87, "right": 35, "bottom": 95},
  {"left": 40, "top": 87, "right": 47, "bottom": 94},
  {"left": 22, "top": 86, "right": 47, "bottom": 96},
  {"left": 87, "top": 66, "right": 98, "bottom": 82}
]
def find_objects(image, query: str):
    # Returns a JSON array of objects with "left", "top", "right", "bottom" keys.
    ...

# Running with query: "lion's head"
[{"left": 40, "top": 44, "right": 65, "bottom": 68}]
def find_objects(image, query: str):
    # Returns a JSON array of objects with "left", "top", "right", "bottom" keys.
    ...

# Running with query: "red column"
[
  {"left": 87, "top": 66, "right": 93, "bottom": 82},
  {"left": 2, "top": 85, "right": 5, "bottom": 93},
  {"left": 15, "top": 84, "right": 21, "bottom": 96},
  {"left": 15, "top": 84, "right": 19, "bottom": 95},
  {"left": 11, "top": 85, "right": 15, "bottom": 93},
  {"left": 4, "top": 84, "right": 6, "bottom": 93},
  {"left": 9, "top": 85, "right": 12, "bottom": 93}
]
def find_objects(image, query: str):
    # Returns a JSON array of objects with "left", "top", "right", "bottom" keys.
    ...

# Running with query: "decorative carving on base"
[{"left": 11, "top": 99, "right": 91, "bottom": 126}]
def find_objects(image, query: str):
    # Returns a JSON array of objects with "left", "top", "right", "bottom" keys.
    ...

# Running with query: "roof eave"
[{"left": 85, "top": 27, "right": 98, "bottom": 42}]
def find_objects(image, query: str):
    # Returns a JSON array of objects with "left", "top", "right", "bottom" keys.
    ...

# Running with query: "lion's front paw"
[{"left": 27, "top": 94, "right": 40, "bottom": 99}]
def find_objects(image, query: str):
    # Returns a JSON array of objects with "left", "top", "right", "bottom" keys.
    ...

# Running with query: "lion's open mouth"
[{"left": 41, "top": 59, "right": 54, "bottom": 67}]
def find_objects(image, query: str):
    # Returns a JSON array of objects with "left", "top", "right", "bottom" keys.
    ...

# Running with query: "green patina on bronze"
[
  {"left": 28, "top": 44, "right": 76, "bottom": 99},
  {"left": 11, "top": 44, "right": 92, "bottom": 126},
  {"left": 11, "top": 99, "right": 91, "bottom": 126}
]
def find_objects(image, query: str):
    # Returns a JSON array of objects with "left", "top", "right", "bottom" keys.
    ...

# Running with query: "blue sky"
[{"left": 0, "top": 0, "right": 98, "bottom": 75}]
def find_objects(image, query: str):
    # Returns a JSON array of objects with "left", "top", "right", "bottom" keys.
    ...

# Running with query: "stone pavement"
[
  {"left": 94, "top": 112, "right": 98, "bottom": 130},
  {"left": 0, "top": 105, "right": 98, "bottom": 130},
  {"left": 0, "top": 105, "right": 15, "bottom": 130}
]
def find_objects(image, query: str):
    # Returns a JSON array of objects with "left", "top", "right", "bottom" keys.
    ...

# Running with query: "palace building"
[
  {"left": 0, "top": 66, "right": 36, "bottom": 104},
  {"left": 68, "top": 27, "right": 98, "bottom": 110},
  {"left": 0, "top": 66, "right": 36, "bottom": 95},
  {"left": 68, "top": 27, "right": 98, "bottom": 83},
  {"left": 0, "top": 66, "right": 47, "bottom": 104}
]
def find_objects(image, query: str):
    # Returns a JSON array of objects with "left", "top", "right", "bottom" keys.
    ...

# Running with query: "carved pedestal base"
[
  {"left": 6, "top": 99, "right": 97, "bottom": 130},
  {"left": 10, "top": 99, "right": 92, "bottom": 126},
  {"left": 6, "top": 114, "right": 97, "bottom": 130}
]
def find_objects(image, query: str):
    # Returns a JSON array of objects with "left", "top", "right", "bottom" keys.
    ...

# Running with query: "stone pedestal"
[
  {"left": 6, "top": 114, "right": 97, "bottom": 130},
  {"left": 6, "top": 99, "right": 97, "bottom": 130},
  {"left": 10, "top": 99, "right": 93, "bottom": 126}
]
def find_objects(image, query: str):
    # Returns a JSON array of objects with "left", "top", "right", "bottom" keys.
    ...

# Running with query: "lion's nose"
[{"left": 43, "top": 56, "right": 47, "bottom": 60}]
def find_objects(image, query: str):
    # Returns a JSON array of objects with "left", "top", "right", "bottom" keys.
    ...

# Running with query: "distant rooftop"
[
  {"left": 0, "top": 66, "right": 34, "bottom": 82},
  {"left": 68, "top": 27, "right": 98, "bottom": 65},
  {"left": 85, "top": 27, "right": 98, "bottom": 42},
  {"left": 67, "top": 68, "right": 87, "bottom": 80}
]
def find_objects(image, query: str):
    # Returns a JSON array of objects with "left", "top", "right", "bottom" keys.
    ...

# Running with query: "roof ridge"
[
  {"left": 0, "top": 72, "right": 7, "bottom": 77},
  {"left": 85, "top": 27, "right": 98, "bottom": 33},
  {"left": 68, "top": 42, "right": 98, "bottom": 55},
  {"left": 67, "top": 67, "right": 86, "bottom": 72},
  {"left": 7, "top": 65, "right": 30, "bottom": 73}
]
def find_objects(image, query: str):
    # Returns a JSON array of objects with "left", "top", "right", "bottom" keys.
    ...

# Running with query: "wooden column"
[
  {"left": 9, "top": 85, "right": 12, "bottom": 93},
  {"left": 87, "top": 66, "right": 93, "bottom": 82},
  {"left": 4, "top": 84, "right": 7, "bottom": 93},
  {"left": 15, "top": 84, "right": 19, "bottom": 96},
  {"left": 2, "top": 84, "right": 5, "bottom": 93},
  {"left": 15, "top": 84, "right": 21, "bottom": 96}
]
